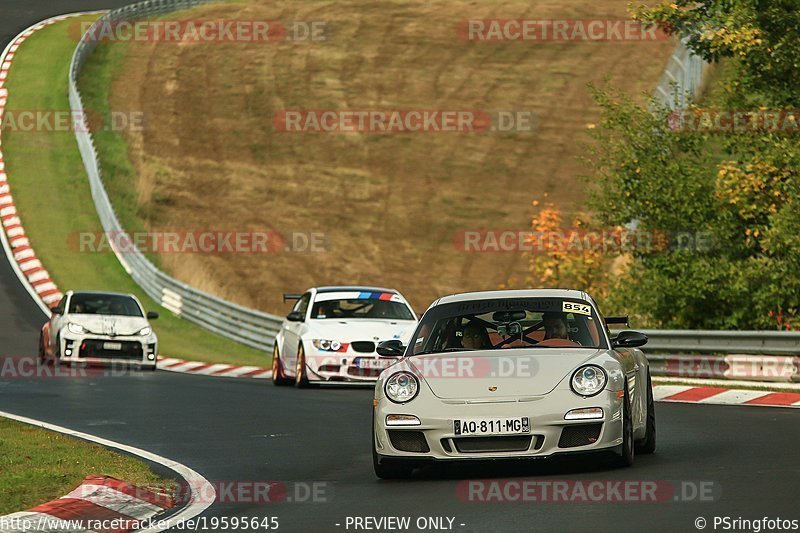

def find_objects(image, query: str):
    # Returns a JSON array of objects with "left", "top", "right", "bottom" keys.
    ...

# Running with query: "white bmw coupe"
[{"left": 272, "top": 286, "right": 418, "bottom": 387}]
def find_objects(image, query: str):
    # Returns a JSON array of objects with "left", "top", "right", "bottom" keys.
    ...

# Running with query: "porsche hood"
[{"left": 407, "top": 348, "right": 606, "bottom": 399}]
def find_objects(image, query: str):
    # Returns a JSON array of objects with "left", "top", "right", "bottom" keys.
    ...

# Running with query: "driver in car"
[
  {"left": 542, "top": 312, "right": 569, "bottom": 341},
  {"left": 461, "top": 322, "right": 492, "bottom": 349}
]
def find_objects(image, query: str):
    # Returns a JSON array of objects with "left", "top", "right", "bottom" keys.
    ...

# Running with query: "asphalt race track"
[
  {"left": 1, "top": 3, "right": 799, "bottom": 532},
  {"left": 2, "top": 369, "right": 799, "bottom": 531}
]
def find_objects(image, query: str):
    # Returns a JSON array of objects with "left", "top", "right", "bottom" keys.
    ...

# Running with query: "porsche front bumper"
[{"left": 374, "top": 388, "right": 623, "bottom": 460}]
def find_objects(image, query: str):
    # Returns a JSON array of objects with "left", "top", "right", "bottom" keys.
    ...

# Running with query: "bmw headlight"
[
  {"left": 137, "top": 327, "right": 152, "bottom": 336},
  {"left": 312, "top": 339, "right": 343, "bottom": 352},
  {"left": 570, "top": 365, "right": 607, "bottom": 397},
  {"left": 384, "top": 372, "right": 419, "bottom": 404},
  {"left": 67, "top": 323, "right": 86, "bottom": 335}
]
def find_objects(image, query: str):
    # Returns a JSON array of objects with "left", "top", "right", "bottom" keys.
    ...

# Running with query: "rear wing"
[
  {"left": 604, "top": 315, "right": 629, "bottom": 327},
  {"left": 283, "top": 293, "right": 303, "bottom": 302}
]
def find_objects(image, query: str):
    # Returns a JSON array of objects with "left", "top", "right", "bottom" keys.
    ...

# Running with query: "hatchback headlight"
[
  {"left": 67, "top": 323, "right": 86, "bottom": 335},
  {"left": 570, "top": 365, "right": 607, "bottom": 397},
  {"left": 137, "top": 327, "right": 152, "bottom": 336},
  {"left": 384, "top": 372, "right": 419, "bottom": 403}
]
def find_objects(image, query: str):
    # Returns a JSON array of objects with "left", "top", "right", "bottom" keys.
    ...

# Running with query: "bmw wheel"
[
  {"left": 272, "top": 344, "right": 291, "bottom": 386},
  {"left": 294, "top": 343, "right": 309, "bottom": 388}
]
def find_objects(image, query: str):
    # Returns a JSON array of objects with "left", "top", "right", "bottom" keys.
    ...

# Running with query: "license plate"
[
  {"left": 454, "top": 417, "right": 530, "bottom": 436},
  {"left": 356, "top": 358, "right": 392, "bottom": 369},
  {"left": 103, "top": 342, "right": 122, "bottom": 350}
]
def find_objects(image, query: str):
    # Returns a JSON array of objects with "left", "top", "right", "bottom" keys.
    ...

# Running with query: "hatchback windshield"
[
  {"left": 68, "top": 293, "right": 143, "bottom": 317},
  {"left": 409, "top": 297, "right": 606, "bottom": 355}
]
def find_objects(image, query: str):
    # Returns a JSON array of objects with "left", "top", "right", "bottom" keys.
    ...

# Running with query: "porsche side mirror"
[
  {"left": 286, "top": 311, "right": 304, "bottom": 322},
  {"left": 50, "top": 306, "right": 61, "bottom": 315},
  {"left": 612, "top": 330, "right": 648, "bottom": 349},
  {"left": 146, "top": 311, "right": 159, "bottom": 320},
  {"left": 377, "top": 339, "right": 405, "bottom": 357}
]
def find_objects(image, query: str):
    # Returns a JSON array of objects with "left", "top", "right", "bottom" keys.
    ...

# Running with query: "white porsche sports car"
[
  {"left": 39, "top": 290, "right": 159, "bottom": 370},
  {"left": 372, "top": 289, "right": 654, "bottom": 478},
  {"left": 272, "top": 286, "right": 418, "bottom": 387}
]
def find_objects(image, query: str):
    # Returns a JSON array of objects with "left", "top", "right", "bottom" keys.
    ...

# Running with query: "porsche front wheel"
[
  {"left": 614, "top": 383, "right": 634, "bottom": 467},
  {"left": 635, "top": 371, "right": 657, "bottom": 454}
]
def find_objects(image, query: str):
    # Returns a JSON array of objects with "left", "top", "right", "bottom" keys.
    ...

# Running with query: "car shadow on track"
[{"left": 399, "top": 453, "right": 660, "bottom": 481}]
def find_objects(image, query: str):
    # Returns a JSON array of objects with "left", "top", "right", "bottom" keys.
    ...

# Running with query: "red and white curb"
[
  {"left": 157, "top": 357, "right": 272, "bottom": 379},
  {"left": 0, "top": 475, "right": 173, "bottom": 532},
  {"left": 0, "top": 16, "right": 82, "bottom": 315},
  {"left": 653, "top": 385, "right": 800, "bottom": 408}
]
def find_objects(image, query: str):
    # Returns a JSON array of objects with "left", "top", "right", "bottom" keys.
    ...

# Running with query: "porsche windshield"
[
  {"left": 311, "top": 298, "right": 414, "bottom": 320},
  {"left": 68, "top": 293, "right": 143, "bottom": 317},
  {"left": 409, "top": 298, "right": 607, "bottom": 354}
]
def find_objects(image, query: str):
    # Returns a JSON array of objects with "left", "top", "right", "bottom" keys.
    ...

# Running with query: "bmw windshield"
[
  {"left": 409, "top": 298, "right": 607, "bottom": 355},
  {"left": 311, "top": 293, "right": 414, "bottom": 320}
]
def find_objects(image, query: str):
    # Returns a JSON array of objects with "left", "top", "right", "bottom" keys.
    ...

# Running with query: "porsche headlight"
[
  {"left": 384, "top": 372, "right": 419, "bottom": 404},
  {"left": 137, "top": 327, "right": 152, "bottom": 336},
  {"left": 570, "top": 365, "right": 607, "bottom": 397},
  {"left": 312, "top": 339, "right": 343, "bottom": 351},
  {"left": 67, "top": 323, "right": 86, "bottom": 335}
]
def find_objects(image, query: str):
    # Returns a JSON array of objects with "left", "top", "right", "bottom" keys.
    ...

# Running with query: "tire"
[
  {"left": 53, "top": 334, "right": 62, "bottom": 366},
  {"left": 38, "top": 334, "right": 49, "bottom": 366},
  {"left": 635, "top": 371, "right": 657, "bottom": 454},
  {"left": 372, "top": 419, "right": 414, "bottom": 479},
  {"left": 294, "top": 343, "right": 309, "bottom": 388},
  {"left": 613, "top": 382, "right": 635, "bottom": 467},
  {"left": 272, "top": 344, "right": 291, "bottom": 386}
]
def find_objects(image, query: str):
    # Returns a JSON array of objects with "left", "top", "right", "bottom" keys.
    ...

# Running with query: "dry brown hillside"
[{"left": 104, "top": 0, "right": 675, "bottom": 314}]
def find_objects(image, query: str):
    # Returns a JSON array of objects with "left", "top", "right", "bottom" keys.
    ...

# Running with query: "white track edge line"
[{"left": 0, "top": 410, "right": 215, "bottom": 531}]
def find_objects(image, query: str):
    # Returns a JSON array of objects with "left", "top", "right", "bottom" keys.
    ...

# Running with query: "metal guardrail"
[
  {"left": 640, "top": 330, "right": 800, "bottom": 356},
  {"left": 652, "top": 38, "right": 710, "bottom": 109},
  {"left": 646, "top": 354, "right": 800, "bottom": 383},
  {"left": 69, "top": 0, "right": 283, "bottom": 352}
]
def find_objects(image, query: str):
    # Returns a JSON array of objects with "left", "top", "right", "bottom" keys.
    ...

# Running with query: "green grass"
[
  {"left": 2, "top": 16, "right": 267, "bottom": 366},
  {"left": 0, "top": 417, "right": 171, "bottom": 514}
]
